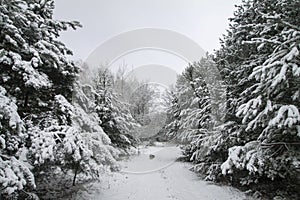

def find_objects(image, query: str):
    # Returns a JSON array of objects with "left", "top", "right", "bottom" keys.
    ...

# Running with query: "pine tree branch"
[
  {"left": 261, "top": 142, "right": 300, "bottom": 146},
  {"left": 280, "top": 20, "right": 300, "bottom": 31}
]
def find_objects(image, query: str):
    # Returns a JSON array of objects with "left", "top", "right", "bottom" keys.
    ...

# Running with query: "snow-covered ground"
[{"left": 74, "top": 143, "right": 249, "bottom": 200}]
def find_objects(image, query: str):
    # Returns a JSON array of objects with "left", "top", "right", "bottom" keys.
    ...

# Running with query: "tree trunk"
[
  {"left": 24, "top": 91, "right": 29, "bottom": 108},
  {"left": 73, "top": 162, "right": 79, "bottom": 186}
]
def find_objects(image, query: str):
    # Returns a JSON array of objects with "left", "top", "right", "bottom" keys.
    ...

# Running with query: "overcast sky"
[{"left": 54, "top": 0, "right": 241, "bottom": 61}]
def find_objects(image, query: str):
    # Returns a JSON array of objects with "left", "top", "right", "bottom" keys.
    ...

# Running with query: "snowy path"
[{"left": 75, "top": 144, "right": 248, "bottom": 200}]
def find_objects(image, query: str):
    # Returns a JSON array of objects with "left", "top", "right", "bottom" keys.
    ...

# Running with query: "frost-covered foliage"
[
  {"left": 0, "top": 156, "right": 35, "bottom": 195},
  {"left": 0, "top": 86, "right": 24, "bottom": 136}
]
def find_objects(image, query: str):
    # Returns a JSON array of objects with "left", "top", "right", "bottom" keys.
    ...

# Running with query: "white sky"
[{"left": 53, "top": 0, "right": 241, "bottom": 61}]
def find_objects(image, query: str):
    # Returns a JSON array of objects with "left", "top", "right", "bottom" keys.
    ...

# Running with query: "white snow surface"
[{"left": 74, "top": 143, "right": 248, "bottom": 200}]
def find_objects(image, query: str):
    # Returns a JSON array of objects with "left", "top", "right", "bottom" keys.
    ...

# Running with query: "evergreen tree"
[
  {"left": 0, "top": 1, "right": 121, "bottom": 198},
  {"left": 0, "top": 0, "right": 81, "bottom": 197},
  {"left": 93, "top": 67, "right": 139, "bottom": 150},
  {"left": 216, "top": 0, "right": 300, "bottom": 186},
  {"left": 164, "top": 89, "right": 181, "bottom": 138}
]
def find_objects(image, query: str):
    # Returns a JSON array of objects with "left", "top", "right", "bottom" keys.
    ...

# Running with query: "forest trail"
[{"left": 75, "top": 143, "right": 248, "bottom": 200}]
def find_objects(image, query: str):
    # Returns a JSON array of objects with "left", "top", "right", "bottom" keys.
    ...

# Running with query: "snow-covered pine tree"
[
  {"left": 27, "top": 81, "right": 120, "bottom": 197},
  {"left": 205, "top": 0, "right": 269, "bottom": 184},
  {"left": 167, "top": 72, "right": 194, "bottom": 141},
  {"left": 0, "top": 0, "right": 120, "bottom": 198},
  {"left": 0, "top": 0, "right": 81, "bottom": 197},
  {"left": 0, "top": 86, "right": 36, "bottom": 196},
  {"left": 163, "top": 55, "right": 242, "bottom": 181},
  {"left": 164, "top": 89, "right": 181, "bottom": 138},
  {"left": 179, "top": 61, "right": 212, "bottom": 141},
  {"left": 93, "top": 67, "right": 139, "bottom": 151},
  {"left": 69, "top": 83, "right": 120, "bottom": 183},
  {"left": 218, "top": 0, "right": 300, "bottom": 185},
  {"left": 163, "top": 58, "right": 216, "bottom": 165},
  {"left": 178, "top": 59, "right": 232, "bottom": 181}
]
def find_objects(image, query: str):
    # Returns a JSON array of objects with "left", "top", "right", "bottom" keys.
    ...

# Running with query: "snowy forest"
[{"left": 0, "top": 0, "right": 299, "bottom": 199}]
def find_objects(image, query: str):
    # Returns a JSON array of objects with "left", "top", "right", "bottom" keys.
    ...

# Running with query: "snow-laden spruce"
[
  {"left": 164, "top": 57, "right": 230, "bottom": 180},
  {"left": 0, "top": 1, "right": 121, "bottom": 198},
  {"left": 92, "top": 67, "right": 140, "bottom": 151},
  {"left": 217, "top": 0, "right": 300, "bottom": 184},
  {"left": 0, "top": 86, "right": 36, "bottom": 195},
  {"left": 164, "top": 0, "right": 300, "bottom": 191}
]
